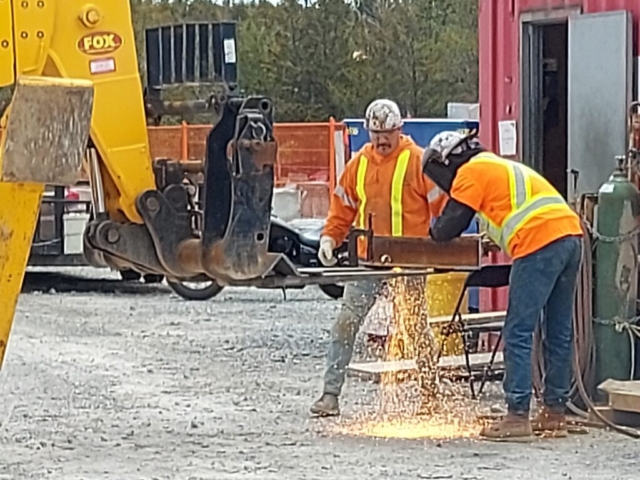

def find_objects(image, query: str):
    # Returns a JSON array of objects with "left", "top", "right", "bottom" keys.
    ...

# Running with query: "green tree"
[{"left": 129, "top": 0, "right": 478, "bottom": 122}]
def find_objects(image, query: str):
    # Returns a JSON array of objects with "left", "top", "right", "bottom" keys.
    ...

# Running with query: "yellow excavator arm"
[
  {"left": 4, "top": 0, "right": 297, "bottom": 287},
  {"left": 0, "top": 0, "right": 14, "bottom": 87},
  {"left": 8, "top": 0, "right": 156, "bottom": 222}
]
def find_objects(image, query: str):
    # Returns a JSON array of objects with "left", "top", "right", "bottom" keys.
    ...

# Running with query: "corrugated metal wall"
[{"left": 478, "top": 0, "right": 640, "bottom": 311}]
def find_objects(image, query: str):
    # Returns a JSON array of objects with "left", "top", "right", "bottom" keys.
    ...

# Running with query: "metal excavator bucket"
[
  {"left": 1, "top": 76, "right": 94, "bottom": 183},
  {"left": 0, "top": 76, "right": 94, "bottom": 368}
]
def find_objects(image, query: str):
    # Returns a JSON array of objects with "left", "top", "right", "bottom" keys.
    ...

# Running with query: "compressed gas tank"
[{"left": 594, "top": 156, "right": 640, "bottom": 393}]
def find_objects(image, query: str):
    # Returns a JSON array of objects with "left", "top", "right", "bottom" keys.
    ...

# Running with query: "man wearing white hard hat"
[{"left": 310, "top": 99, "right": 447, "bottom": 417}]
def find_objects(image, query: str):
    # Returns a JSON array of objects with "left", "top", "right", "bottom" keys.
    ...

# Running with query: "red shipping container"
[{"left": 478, "top": 0, "right": 640, "bottom": 311}]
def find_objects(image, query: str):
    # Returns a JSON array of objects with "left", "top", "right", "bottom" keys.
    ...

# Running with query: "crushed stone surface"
[{"left": 0, "top": 268, "right": 637, "bottom": 479}]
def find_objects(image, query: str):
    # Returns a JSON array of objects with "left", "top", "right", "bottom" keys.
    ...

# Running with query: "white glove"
[{"left": 319, "top": 236, "right": 337, "bottom": 266}]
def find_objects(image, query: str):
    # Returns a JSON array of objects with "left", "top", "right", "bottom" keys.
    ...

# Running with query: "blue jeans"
[{"left": 502, "top": 235, "right": 582, "bottom": 414}]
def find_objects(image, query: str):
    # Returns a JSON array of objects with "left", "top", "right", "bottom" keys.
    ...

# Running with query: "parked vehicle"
[{"left": 166, "top": 216, "right": 347, "bottom": 301}]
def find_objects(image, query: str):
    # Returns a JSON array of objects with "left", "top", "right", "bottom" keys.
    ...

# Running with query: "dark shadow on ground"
[{"left": 21, "top": 272, "right": 170, "bottom": 295}]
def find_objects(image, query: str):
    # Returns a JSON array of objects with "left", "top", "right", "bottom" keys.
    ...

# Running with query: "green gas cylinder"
[{"left": 594, "top": 156, "right": 640, "bottom": 397}]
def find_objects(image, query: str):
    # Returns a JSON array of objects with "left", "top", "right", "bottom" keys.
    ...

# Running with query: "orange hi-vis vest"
[
  {"left": 323, "top": 136, "right": 446, "bottom": 258},
  {"left": 450, "top": 152, "right": 583, "bottom": 259}
]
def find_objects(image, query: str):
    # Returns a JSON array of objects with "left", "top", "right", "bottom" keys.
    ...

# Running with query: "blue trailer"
[{"left": 343, "top": 118, "right": 479, "bottom": 154}]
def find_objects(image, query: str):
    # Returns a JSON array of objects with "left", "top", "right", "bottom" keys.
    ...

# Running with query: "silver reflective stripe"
[
  {"left": 427, "top": 185, "right": 444, "bottom": 203},
  {"left": 511, "top": 163, "right": 528, "bottom": 208},
  {"left": 334, "top": 185, "right": 358, "bottom": 209},
  {"left": 499, "top": 195, "right": 566, "bottom": 245},
  {"left": 477, "top": 214, "right": 501, "bottom": 245}
]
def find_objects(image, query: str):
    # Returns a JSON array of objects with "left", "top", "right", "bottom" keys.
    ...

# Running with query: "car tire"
[
  {"left": 319, "top": 283, "right": 345, "bottom": 300},
  {"left": 119, "top": 269, "right": 142, "bottom": 282},
  {"left": 167, "top": 279, "right": 224, "bottom": 301}
]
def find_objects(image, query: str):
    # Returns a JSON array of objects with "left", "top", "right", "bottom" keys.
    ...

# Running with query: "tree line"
[{"left": 132, "top": 0, "right": 479, "bottom": 122}]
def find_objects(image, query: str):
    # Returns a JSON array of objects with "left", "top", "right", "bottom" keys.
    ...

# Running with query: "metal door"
[
  {"left": 521, "top": 22, "right": 544, "bottom": 171},
  {"left": 568, "top": 11, "right": 632, "bottom": 201}
]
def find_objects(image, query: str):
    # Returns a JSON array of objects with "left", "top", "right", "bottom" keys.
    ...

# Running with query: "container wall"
[
  {"left": 478, "top": 0, "right": 640, "bottom": 312},
  {"left": 479, "top": 0, "right": 640, "bottom": 156}
]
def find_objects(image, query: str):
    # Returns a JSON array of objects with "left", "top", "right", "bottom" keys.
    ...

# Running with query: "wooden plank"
[
  {"left": 598, "top": 379, "right": 640, "bottom": 414},
  {"left": 347, "top": 352, "right": 504, "bottom": 382},
  {"left": 588, "top": 406, "right": 640, "bottom": 428},
  {"left": 429, "top": 311, "right": 506, "bottom": 326}
]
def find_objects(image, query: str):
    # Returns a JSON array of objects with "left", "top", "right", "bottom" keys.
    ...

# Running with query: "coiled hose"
[{"left": 532, "top": 219, "right": 640, "bottom": 438}]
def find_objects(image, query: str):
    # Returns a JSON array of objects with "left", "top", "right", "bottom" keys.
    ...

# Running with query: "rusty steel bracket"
[
  {"left": 200, "top": 95, "right": 277, "bottom": 281},
  {"left": 347, "top": 229, "right": 483, "bottom": 270},
  {"left": 136, "top": 185, "right": 197, "bottom": 278},
  {"left": 85, "top": 219, "right": 167, "bottom": 276}
]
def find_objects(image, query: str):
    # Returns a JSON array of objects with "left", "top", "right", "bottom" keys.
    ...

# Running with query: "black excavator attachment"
[
  {"left": 199, "top": 96, "right": 278, "bottom": 281},
  {"left": 85, "top": 91, "right": 438, "bottom": 287}
]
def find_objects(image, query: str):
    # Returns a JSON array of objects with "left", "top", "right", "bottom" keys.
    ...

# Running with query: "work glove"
[
  {"left": 318, "top": 235, "right": 337, "bottom": 266},
  {"left": 480, "top": 233, "right": 501, "bottom": 256}
]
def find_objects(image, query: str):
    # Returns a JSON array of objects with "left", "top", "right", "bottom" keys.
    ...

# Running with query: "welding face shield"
[{"left": 422, "top": 130, "right": 484, "bottom": 193}]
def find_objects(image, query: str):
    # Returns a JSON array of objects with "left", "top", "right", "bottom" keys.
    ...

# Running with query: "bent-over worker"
[
  {"left": 310, "top": 99, "right": 447, "bottom": 417},
  {"left": 422, "top": 130, "right": 583, "bottom": 441}
]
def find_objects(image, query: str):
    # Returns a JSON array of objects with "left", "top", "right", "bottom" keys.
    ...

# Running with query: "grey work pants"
[
  {"left": 323, "top": 280, "right": 383, "bottom": 396},
  {"left": 322, "top": 276, "right": 434, "bottom": 397}
]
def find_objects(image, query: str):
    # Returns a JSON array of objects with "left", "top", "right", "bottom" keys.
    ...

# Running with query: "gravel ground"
[{"left": 0, "top": 268, "right": 638, "bottom": 480}]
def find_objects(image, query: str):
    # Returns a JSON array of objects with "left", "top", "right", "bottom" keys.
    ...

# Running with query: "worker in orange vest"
[
  {"left": 310, "top": 99, "right": 447, "bottom": 417},
  {"left": 422, "top": 130, "right": 584, "bottom": 441}
]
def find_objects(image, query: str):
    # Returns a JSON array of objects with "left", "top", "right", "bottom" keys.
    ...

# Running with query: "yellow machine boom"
[
  {"left": 0, "top": 76, "right": 94, "bottom": 366},
  {"left": 6, "top": 0, "right": 156, "bottom": 222}
]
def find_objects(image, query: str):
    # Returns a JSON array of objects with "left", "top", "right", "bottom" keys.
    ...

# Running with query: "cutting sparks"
[{"left": 332, "top": 277, "right": 483, "bottom": 440}]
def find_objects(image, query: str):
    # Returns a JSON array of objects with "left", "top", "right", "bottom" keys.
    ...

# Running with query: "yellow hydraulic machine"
[{"left": 0, "top": 73, "right": 94, "bottom": 365}]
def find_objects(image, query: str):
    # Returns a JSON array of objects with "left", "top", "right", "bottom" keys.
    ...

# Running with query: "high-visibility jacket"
[
  {"left": 450, "top": 152, "right": 583, "bottom": 259},
  {"left": 323, "top": 135, "right": 447, "bottom": 257}
]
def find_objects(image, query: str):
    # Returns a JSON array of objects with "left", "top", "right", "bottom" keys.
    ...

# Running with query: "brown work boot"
[
  {"left": 479, "top": 412, "right": 535, "bottom": 442},
  {"left": 531, "top": 406, "right": 568, "bottom": 438},
  {"left": 310, "top": 393, "right": 340, "bottom": 417}
]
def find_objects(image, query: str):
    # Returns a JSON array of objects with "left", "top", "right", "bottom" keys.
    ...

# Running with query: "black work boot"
[{"left": 310, "top": 393, "right": 340, "bottom": 417}]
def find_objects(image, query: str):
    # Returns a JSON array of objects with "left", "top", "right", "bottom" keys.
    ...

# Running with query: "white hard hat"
[
  {"left": 428, "top": 130, "right": 467, "bottom": 156},
  {"left": 364, "top": 99, "right": 403, "bottom": 132}
]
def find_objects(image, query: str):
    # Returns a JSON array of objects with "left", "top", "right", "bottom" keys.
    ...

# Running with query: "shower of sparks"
[{"left": 333, "top": 276, "right": 483, "bottom": 440}]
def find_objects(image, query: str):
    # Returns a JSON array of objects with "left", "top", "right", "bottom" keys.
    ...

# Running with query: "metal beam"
[{"left": 360, "top": 234, "right": 482, "bottom": 270}]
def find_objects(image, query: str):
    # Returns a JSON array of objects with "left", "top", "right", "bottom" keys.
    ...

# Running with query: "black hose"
[{"left": 532, "top": 217, "right": 640, "bottom": 439}]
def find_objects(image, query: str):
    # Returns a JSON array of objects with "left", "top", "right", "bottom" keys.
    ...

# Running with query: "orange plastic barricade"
[
  {"left": 147, "top": 120, "right": 349, "bottom": 218},
  {"left": 0, "top": 121, "right": 349, "bottom": 219}
]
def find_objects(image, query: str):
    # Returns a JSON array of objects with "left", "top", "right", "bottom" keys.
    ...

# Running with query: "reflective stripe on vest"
[
  {"left": 356, "top": 156, "right": 368, "bottom": 228},
  {"left": 472, "top": 154, "right": 566, "bottom": 255},
  {"left": 355, "top": 149, "right": 411, "bottom": 235},
  {"left": 390, "top": 150, "right": 411, "bottom": 236},
  {"left": 427, "top": 184, "right": 444, "bottom": 203}
]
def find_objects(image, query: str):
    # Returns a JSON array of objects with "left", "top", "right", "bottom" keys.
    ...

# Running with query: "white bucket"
[
  {"left": 272, "top": 185, "right": 303, "bottom": 222},
  {"left": 63, "top": 212, "right": 90, "bottom": 254}
]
